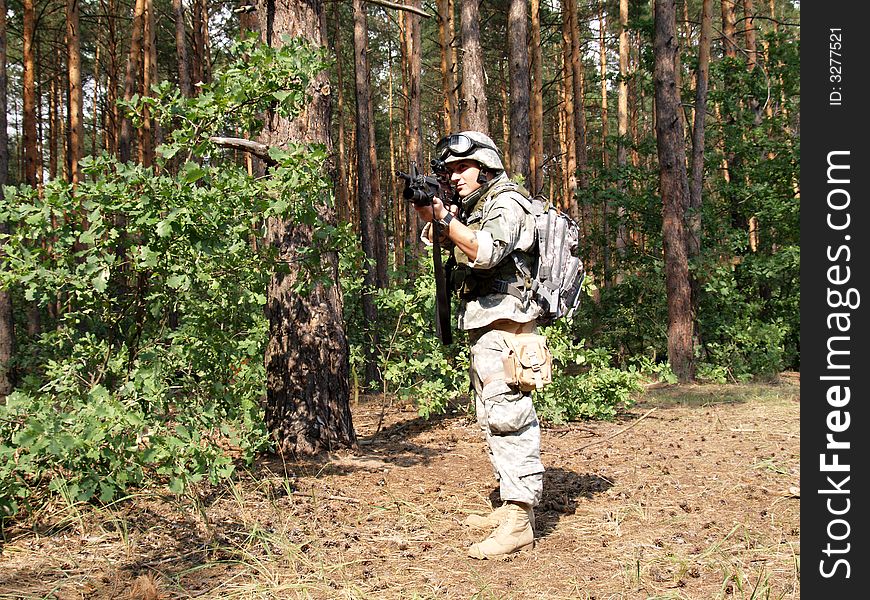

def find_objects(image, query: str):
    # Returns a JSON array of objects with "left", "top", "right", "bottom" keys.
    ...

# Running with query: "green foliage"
[
  {"left": 533, "top": 319, "right": 643, "bottom": 425},
  {"left": 0, "top": 37, "right": 337, "bottom": 520}
]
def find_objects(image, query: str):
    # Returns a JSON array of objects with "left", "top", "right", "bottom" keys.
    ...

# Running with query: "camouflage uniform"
[{"left": 454, "top": 173, "right": 545, "bottom": 508}]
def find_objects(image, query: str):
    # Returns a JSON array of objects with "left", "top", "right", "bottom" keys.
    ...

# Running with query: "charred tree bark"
[
  {"left": 654, "top": 0, "right": 694, "bottom": 382},
  {"left": 256, "top": 0, "right": 355, "bottom": 456}
]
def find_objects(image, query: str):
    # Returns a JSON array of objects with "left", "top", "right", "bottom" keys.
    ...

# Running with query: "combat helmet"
[{"left": 436, "top": 131, "right": 504, "bottom": 172}]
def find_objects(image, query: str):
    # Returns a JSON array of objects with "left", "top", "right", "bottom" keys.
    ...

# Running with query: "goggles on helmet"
[{"left": 435, "top": 134, "right": 498, "bottom": 161}]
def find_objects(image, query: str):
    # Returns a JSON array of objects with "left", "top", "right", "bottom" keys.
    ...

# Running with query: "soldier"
[{"left": 414, "top": 131, "right": 545, "bottom": 559}]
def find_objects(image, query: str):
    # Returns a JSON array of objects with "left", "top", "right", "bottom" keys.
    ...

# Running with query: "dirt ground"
[{"left": 0, "top": 374, "right": 800, "bottom": 600}]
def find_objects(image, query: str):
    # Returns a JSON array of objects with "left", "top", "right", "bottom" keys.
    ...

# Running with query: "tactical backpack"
[
  {"left": 525, "top": 196, "right": 586, "bottom": 325},
  {"left": 477, "top": 180, "right": 586, "bottom": 325}
]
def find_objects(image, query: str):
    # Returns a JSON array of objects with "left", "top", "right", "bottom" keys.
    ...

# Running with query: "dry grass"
[{"left": 0, "top": 375, "right": 800, "bottom": 599}]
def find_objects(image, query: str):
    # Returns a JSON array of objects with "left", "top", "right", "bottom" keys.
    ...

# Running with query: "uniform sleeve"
[{"left": 468, "top": 194, "right": 527, "bottom": 269}]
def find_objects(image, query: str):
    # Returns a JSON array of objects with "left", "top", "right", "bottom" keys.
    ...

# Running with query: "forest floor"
[{"left": 0, "top": 374, "right": 800, "bottom": 600}]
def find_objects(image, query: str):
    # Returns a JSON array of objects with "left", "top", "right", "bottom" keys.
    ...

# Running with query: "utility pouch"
[{"left": 501, "top": 332, "right": 553, "bottom": 392}]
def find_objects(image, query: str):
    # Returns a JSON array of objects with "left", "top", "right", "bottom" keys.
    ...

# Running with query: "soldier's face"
[{"left": 448, "top": 160, "right": 482, "bottom": 198}]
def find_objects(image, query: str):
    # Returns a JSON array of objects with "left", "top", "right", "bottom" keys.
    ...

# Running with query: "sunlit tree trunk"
[
  {"left": 529, "top": 0, "right": 544, "bottom": 195},
  {"left": 459, "top": 0, "right": 488, "bottom": 133},
  {"left": 615, "top": 0, "right": 629, "bottom": 269},
  {"left": 67, "top": 0, "right": 84, "bottom": 185},
  {"left": 507, "top": 0, "right": 530, "bottom": 183},
  {"left": 22, "top": 0, "right": 39, "bottom": 186},
  {"left": 654, "top": 0, "right": 694, "bottom": 382},
  {"left": 566, "top": 0, "right": 588, "bottom": 190},
  {"left": 256, "top": 0, "right": 355, "bottom": 456},
  {"left": 438, "top": 0, "right": 457, "bottom": 133},
  {"left": 721, "top": 0, "right": 738, "bottom": 58},
  {"left": 560, "top": 5, "right": 577, "bottom": 219}
]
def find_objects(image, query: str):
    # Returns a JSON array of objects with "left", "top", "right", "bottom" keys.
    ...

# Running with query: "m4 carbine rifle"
[{"left": 396, "top": 161, "right": 459, "bottom": 345}]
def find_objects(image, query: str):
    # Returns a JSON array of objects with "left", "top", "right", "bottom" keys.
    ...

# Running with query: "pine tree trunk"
[
  {"left": 721, "top": 0, "right": 738, "bottom": 58},
  {"left": 654, "top": 0, "right": 694, "bottom": 382},
  {"left": 67, "top": 0, "right": 84, "bottom": 185},
  {"left": 506, "top": 0, "right": 530, "bottom": 183},
  {"left": 256, "top": 0, "right": 355, "bottom": 456},
  {"left": 459, "top": 0, "right": 488, "bottom": 133},
  {"left": 0, "top": 0, "right": 14, "bottom": 399},
  {"left": 140, "top": 0, "right": 156, "bottom": 167},
  {"left": 119, "top": 0, "right": 145, "bottom": 163},
  {"left": 529, "top": 0, "right": 544, "bottom": 195},
  {"left": 688, "top": 0, "right": 712, "bottom": 347},
  {"left": 560, "top": 7, "right": 577, "bottom": 219},
  {"left": 104, "top": 0, "right": 119, "bottom": 156},
  {"left": 332, "top": 1, "right": 350, "bottom": 223},
  {"left": 352, "top": 0, "right": 382, "bottom": 389},
  {"left": 22, "top": 0, "right": 39, "bottom": 186},
  {"left": 174, "top": 0, "right": 193, "bottom": 97},
  {"left": 566, "top": 0, "right": 588, "bottom": 190},
  {"left": 616, "top": 0, "right": 629, "bottom": 265},
  {"left": 405, "top": 1, "right": 424, "bottom": 259},
  {"left": 438, "top": 0, "right": 457, "bottom": 133}
]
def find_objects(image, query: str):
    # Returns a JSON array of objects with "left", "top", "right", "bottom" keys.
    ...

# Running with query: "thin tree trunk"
[
  {"left": 598, "top": 0, "right": 612, "bottom": 286},
  {"left": 174, "top": 0, "right": 193, "bottom": 97},
  {"left": 561, "top": 6, "right": 577, "bottom": 219},
  {"left": 256, "top": 0, "right": 355, "bottom": 456},
  {"left": 688, "top": 0, "right": 712, "bottom": 346},
  {"left": 459, "top": 0, "right": 488, "bottom": 133},
  {"left": 529, "top": 0, "right": 544, "bottom": 195},
  {"left": 22, "top": 0, "right": 39, "bottom": 186},
  {"left": 0, "top": 0, "right": 14, "bottom": 398},
  {"left": 688, "top": 0, "right": 712, "bottom": 261},
  {"left": 140, "top": 0, "right": 155, "bottom": 167},
  {"left": 507, "top": 0, "right": 530, "bottom": 183},
  {"left": 119, "top": 0, "right": 145, "bottom": 162},
  {"left": 616, "top": 0, "right": 629, "bottom": 265},
  {"left": 104, "top": 0, "right": 119, "bottom": 156},
  {"left": 405, "top": 1, "right": 424, "bottom": 255},
  {"left": 332, "top": 0, "right": 350, "bottom": 223},
  {"left": 438, "top": 0, "right": 457, "bottom": 133},
  {"left": 49, "top": 66, "right": 58, "bottom": 180},
  {"left": 567, "top": 0, "right": 588, "bottom": 189},
  {"left": 352, "top": 0, "right": 382, "bottom": 389},
  {"left": 199, "top": 0, "right": 212, "bottom": 84},
  {"left": 654, "top": 0, "right": 694, "bottom": 382}
]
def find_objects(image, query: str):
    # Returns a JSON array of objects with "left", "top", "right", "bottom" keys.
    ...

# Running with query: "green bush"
[{"left": 0, "top": 37, "right": 331, "bottom": 519}]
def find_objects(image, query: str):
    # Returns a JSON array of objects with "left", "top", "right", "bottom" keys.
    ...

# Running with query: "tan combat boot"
[
  {"left": 464, "top": 503, "right": 536, "bottom": 531},
  {"left": 464, "top": 503, "right": 511, "bottom": 530},
  {"left": 467, "top": 502, "right": 535, "bottom": 559}
]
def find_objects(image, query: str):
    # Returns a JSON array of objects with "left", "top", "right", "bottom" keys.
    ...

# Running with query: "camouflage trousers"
[{"left": 468, "top": 320, "right": 544, "bottom": 507}]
